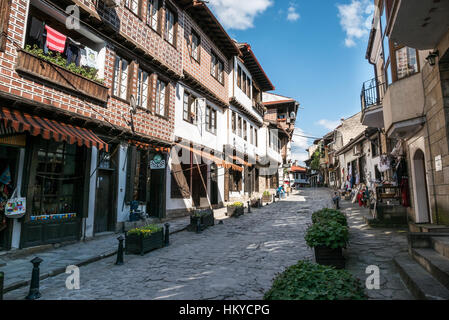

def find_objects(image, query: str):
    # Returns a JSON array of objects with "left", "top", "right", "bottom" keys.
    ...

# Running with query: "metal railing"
[{"left": 361, "top": 77, "right": 386, "bottom": 111}]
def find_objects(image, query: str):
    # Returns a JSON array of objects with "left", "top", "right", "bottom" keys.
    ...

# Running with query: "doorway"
[
  {"left": 0, "top": 145, "right": 19, "bottom": 251},
  {"left": 149, "top": 168, "right": 165, "bottom": 218},
  {"left": 413, "top": 149, "right": 430, "bottom": 223},
  {"left": 210, "top": 164, "right": 218, "bottom": 206},
  {"left": 94, "top": 169, "right": 114, "bottom": 233}
]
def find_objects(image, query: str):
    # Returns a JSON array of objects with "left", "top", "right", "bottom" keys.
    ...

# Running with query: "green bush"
[
  {"left": 127, "top": 224, "right": 162, "bottom": 238},
  {"left": 264, "top": 260, "right": 366, "bottom": 300},
  {"left": 305, "top": 220, "right": 349, "bottom": 249},
  {"left": 312, "top": 208, "right": 347, "bottom": 226},
  {"left": 229, "top": 201, "right": 243, "bottom": 207},
  {"left": 192, "top": 210, "right": 212, "bottom": 218},
  {"left": 24, "top": 45, "right": 104, "bottom": 84}
]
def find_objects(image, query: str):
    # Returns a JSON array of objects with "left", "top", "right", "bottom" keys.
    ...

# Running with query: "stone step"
[
  {"left": 432, "top": 237, "right": 449, "bottom": 260},
  {"left": 394, "top": 253, "right": 449, "bottom": 300},
  {"left": 410, "top": 223, "right": 449, "bottom": 233},
  {"left": 411, "top": 248, "right": 449, "bottom": 291}
]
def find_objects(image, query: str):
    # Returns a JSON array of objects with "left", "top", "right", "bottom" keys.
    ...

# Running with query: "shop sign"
[
  {"left": 435, "top": 155, "right": 442, "bottom": 172},
  {"left": 150, "top": 153, "right": 166, "bottom": 170}
]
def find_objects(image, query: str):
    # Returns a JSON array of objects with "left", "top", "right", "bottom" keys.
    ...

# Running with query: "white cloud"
[
  {"left": 291, "top": 128, "right": 311, "bottom": 164},
  {"left": 209, "top": 0, "right": 273, "bottom": 30},
  {"left": 337, "top": 0, "right": 374, "bottom": 47},
  {"left": 287, "top": 4, "right": 300, "bottom": 22},
  {"left": 317, "top": 119, "right": 341, "bottom": 131}
]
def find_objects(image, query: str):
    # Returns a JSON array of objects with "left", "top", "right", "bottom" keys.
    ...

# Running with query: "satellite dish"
[
  {"left": 130, "top": 94, "right": 137, "bottom": 115},
  {"left": 290, "top": 111, "right": 296, "bottom": 119}
]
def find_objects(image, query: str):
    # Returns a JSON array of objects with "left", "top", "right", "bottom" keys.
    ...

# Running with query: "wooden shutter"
[
  {"left": 171, "top": 163, "right": 191, "bottom": 199},
  {"left": 127, "top": 60, "right": 135, "bottom": 101},
  {"left": 224, "top": 168, "right": 229, "bottom": 201},
  {"left": 138, "top": 151, "right": 148, "bottom": 201},
  {"left": 125, "top": 145, "right": 137, "bottom": 203},
  {"left": 164, "top": 82, "right": 170, "bottom": 118},
  {"left": 0, "top": 0, "right": 10, "bottom": 52}
]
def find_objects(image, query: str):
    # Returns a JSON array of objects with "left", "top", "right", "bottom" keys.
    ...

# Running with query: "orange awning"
[
  {"left": 174, "top": 143, "right": 243, "bottom": 172},
  {"left": 231, "top": 155, "right": 253, "bottom": 167},
  {"left": 0, "top": 107, "right": 108, "bottom": 151},
  {"left": 128, "top": 139, "right": 170, "bottom": 153}
]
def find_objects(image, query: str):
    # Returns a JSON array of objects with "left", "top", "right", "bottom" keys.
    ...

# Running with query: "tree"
[{"left": 310, "top": 151, "right": 321, "bottom": 171}]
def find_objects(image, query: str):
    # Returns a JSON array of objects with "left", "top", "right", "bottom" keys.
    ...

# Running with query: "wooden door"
[
  {"left": 149, "top": 168, "right": 165, "bottom": 218},
  {"left": 94, "top": 170, "right": 114, "bottom": 233}
]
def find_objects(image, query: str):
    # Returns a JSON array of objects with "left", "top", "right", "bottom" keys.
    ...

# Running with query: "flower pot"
[
  {"left": 314, "top": 246, "right": 345, "bottom": 269},
  {"left": 262, "top": 195, "right": 272, "bottom": 203},
  {"left": 227, "top": 206, "right": 244, "bottom": 217},
  {"left": 0, "top": 271, "right": 3, "bottom": 300},
  {"left": 187, "top": 210, "right": 214, "bottom": 232},
  {"left": 125, "top": 230, "right": 164, "bottom": 256}
]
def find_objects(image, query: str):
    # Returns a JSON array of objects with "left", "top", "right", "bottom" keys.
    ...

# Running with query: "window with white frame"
[
  {"left": 238, "top": 116, "right": 242, "bottom": 137},
  {"left": 183, "top": 91, "right": 197, "bottom": 124},
  {"left": 147, "top": 0, "right": 159, "bottom": 31},
  {"left": 113, "top": 56, "right": 128, "bottom": 100},
  {"left": 165, "top": 8, "right": 175, "bottom": 45},
  {"left": 210, "top": 52, "right": 224, "bottom": 84},
  {"left": 191, "top": 31, "right": 200, "bottom": 62},
  {"left": 205, "top": 105, "right": 217, "bottom": 134},
  {"left": 125, "top": 0, "right": 140, "bottom": 15},
  {"left": 137, "top": 68, "right": 149, "bottom": 108},
  {"left": 155, "top": 79, "right": 167, "bottom": 116}
]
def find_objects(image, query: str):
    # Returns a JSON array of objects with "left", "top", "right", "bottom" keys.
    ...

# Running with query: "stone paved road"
[{"left": 4, "top": 188, "right": 413, "bottom": 300}]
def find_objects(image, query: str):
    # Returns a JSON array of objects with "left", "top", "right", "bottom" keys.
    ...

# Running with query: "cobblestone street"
[{"left": 4, "top": 188, "right": 413, "bottom": 300}]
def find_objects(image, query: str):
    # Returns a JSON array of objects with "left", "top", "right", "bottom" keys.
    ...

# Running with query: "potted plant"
[
  {"left": 125, "top": 224, "right": 164, "bottom": 256},
  {"left": 311, "top": 209, "right": 348, "bottom": 226},
  {"left": 262, "top": 191, "right": 272, "bottom": 203},
  {"left": 305, "top": 220, "right": 349, "bottom": 269},
  {"left": 227, "top": 202, "right": 244, "bottom": 217},
  {"left": 264, "top": 260, "right": 366, "bottom": 300},
  {"left": 188, "top": 209, "right": 214, "bottom": 231},
  {"left": 0, "top": 271, "right": 3, "bottom": 300}
]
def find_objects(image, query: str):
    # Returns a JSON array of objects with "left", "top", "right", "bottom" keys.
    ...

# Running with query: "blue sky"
[{"left": 209, "top": 0, "right": 375, "bottom": 163}]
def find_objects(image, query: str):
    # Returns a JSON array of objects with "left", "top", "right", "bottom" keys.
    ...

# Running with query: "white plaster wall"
[{"left": 84, "top": 146, "right": 98, "bottom": 238}]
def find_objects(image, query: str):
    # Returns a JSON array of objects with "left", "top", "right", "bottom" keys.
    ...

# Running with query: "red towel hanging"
[{"left": 45, "top": 25, "right": 67, "bottom": 53}]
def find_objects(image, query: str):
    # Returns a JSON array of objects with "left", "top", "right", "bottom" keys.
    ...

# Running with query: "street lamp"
[{"left": 426, "top": 50, "right": 439, "bottom": 66}]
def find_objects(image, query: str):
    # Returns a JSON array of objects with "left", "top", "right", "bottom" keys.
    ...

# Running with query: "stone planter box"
[
  {"left": 262, "top": 195, "right": 272, "bottom": 203},
  {"left": 16, "top": 50, "right": 109, "bottom": 103},
  {"left": 250, "top": 198, "right": 262, "bottom": 208},
  {"left": 227, "top": 206, "right": 244, "bottom": 218},
  {"left": 314, "top": 246, "right": 345, "bottom": 269},
  {"left": 187, "top": 209, "right": 214, "bottom": 232},
  {"left": 125, "top": 230, "right": 164, "bottom": 256},
  {"left": 0, "top": 271, "right": 3, "bottom": 300}
]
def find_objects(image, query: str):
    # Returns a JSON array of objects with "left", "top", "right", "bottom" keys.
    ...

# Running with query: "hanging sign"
[
  {"left": 435, "top": 155, "right": 442, "bottom": 172},
  {"left": 150, "top": 153, "right": 166, "bottom": 170}
]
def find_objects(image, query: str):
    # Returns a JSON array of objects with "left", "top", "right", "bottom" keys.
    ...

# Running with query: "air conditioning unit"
[
  {"left": 104, "top": 0, "right": 120, "bottom": 8},
  {"left": 353, "top": 145, "right": 362, "bottom": 156},
  {"left": 286, "top": 118, "right": 291, "bottom": 124}
]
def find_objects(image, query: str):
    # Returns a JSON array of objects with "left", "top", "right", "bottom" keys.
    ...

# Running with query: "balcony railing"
[{"left": 361, "top": 77, "right": 386, "bottom": 111}]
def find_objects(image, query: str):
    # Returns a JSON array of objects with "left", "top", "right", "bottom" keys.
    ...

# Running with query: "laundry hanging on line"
[{"left": 45, "top": 25, "right": 67, "bottom": 53}]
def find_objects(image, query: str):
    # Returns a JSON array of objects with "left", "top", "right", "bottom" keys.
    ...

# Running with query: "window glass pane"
[
  {"left": 183, "top": 92, "right": 189, "bottom": 121},
  {"left": 120, "top": 60, "right": 128, "bottom": 99},
  {"left": 156, "top": 80, "right": 166, "bottom": 115},
  {"left": 148, "top": 0, "right": 159, "bottom": 29},
  {"left": 166, "top": 9, "right": 174, "bottom": 44},
  {"left": 113, "top": 57, "right": 120, "bottom": 97},
  {"left": 396, "top": 47, "right": 418, "bottom": 79},
  {"left": 218, "top": 60, "right": 223, "bottom": 83},
  {"left": 211, "top": 54, "right": 216, "bottom": 77}
]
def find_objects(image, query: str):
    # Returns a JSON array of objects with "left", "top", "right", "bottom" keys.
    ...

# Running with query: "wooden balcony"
[{"left": 15, "top": 49, "right": 109, "bottom": 103}]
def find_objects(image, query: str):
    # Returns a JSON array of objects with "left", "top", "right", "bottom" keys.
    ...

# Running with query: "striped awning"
[
  {"left": 0, "top": 107, "right": 108, "bottom": 151},
  {"left": 174, "top": 143, "right": 243, "bottom": 172}
]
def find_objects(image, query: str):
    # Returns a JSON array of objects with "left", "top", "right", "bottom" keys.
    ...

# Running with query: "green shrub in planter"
[
  {"left": 305, "top": 220, "right": 349, "bottom": 249},
  {"left": 227, "top": 202, "right": 244, "bottom": 217},
  {"left": 263, "top": 260, "right": 366, "bottom": 300},
  {"left": 305, "top": 220, "right": 349, "bottom": 269},
  {"left": 126, "top": 224, "right": 164, "bottom": 255},
  {"left": 312, "top": 209, "right": 348, "bottom": 226}
]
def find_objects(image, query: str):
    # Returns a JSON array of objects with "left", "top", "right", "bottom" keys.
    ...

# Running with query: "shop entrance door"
[
  {"left": 210, "top": 164, "right": 219, "bottom": 206},
  {"left": 94, "top": 169, "right": 114, "bottom": 234},
  {"left": 149, "top": 168, "right": 165, "bottom": 218},
  {"left": 0, "top": 146, "right": 19, "bottom": 251}
]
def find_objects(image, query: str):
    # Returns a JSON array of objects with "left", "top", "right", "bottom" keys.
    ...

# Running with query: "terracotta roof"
[
  {"left": 237, "top": 43, "right": 275, "bottom": 92},
  {"left": 175, "top": 0, "right": 240, "bottom": 58},
  {"left": 291, "top": 165, "right": 307, "bottom": 172}
]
